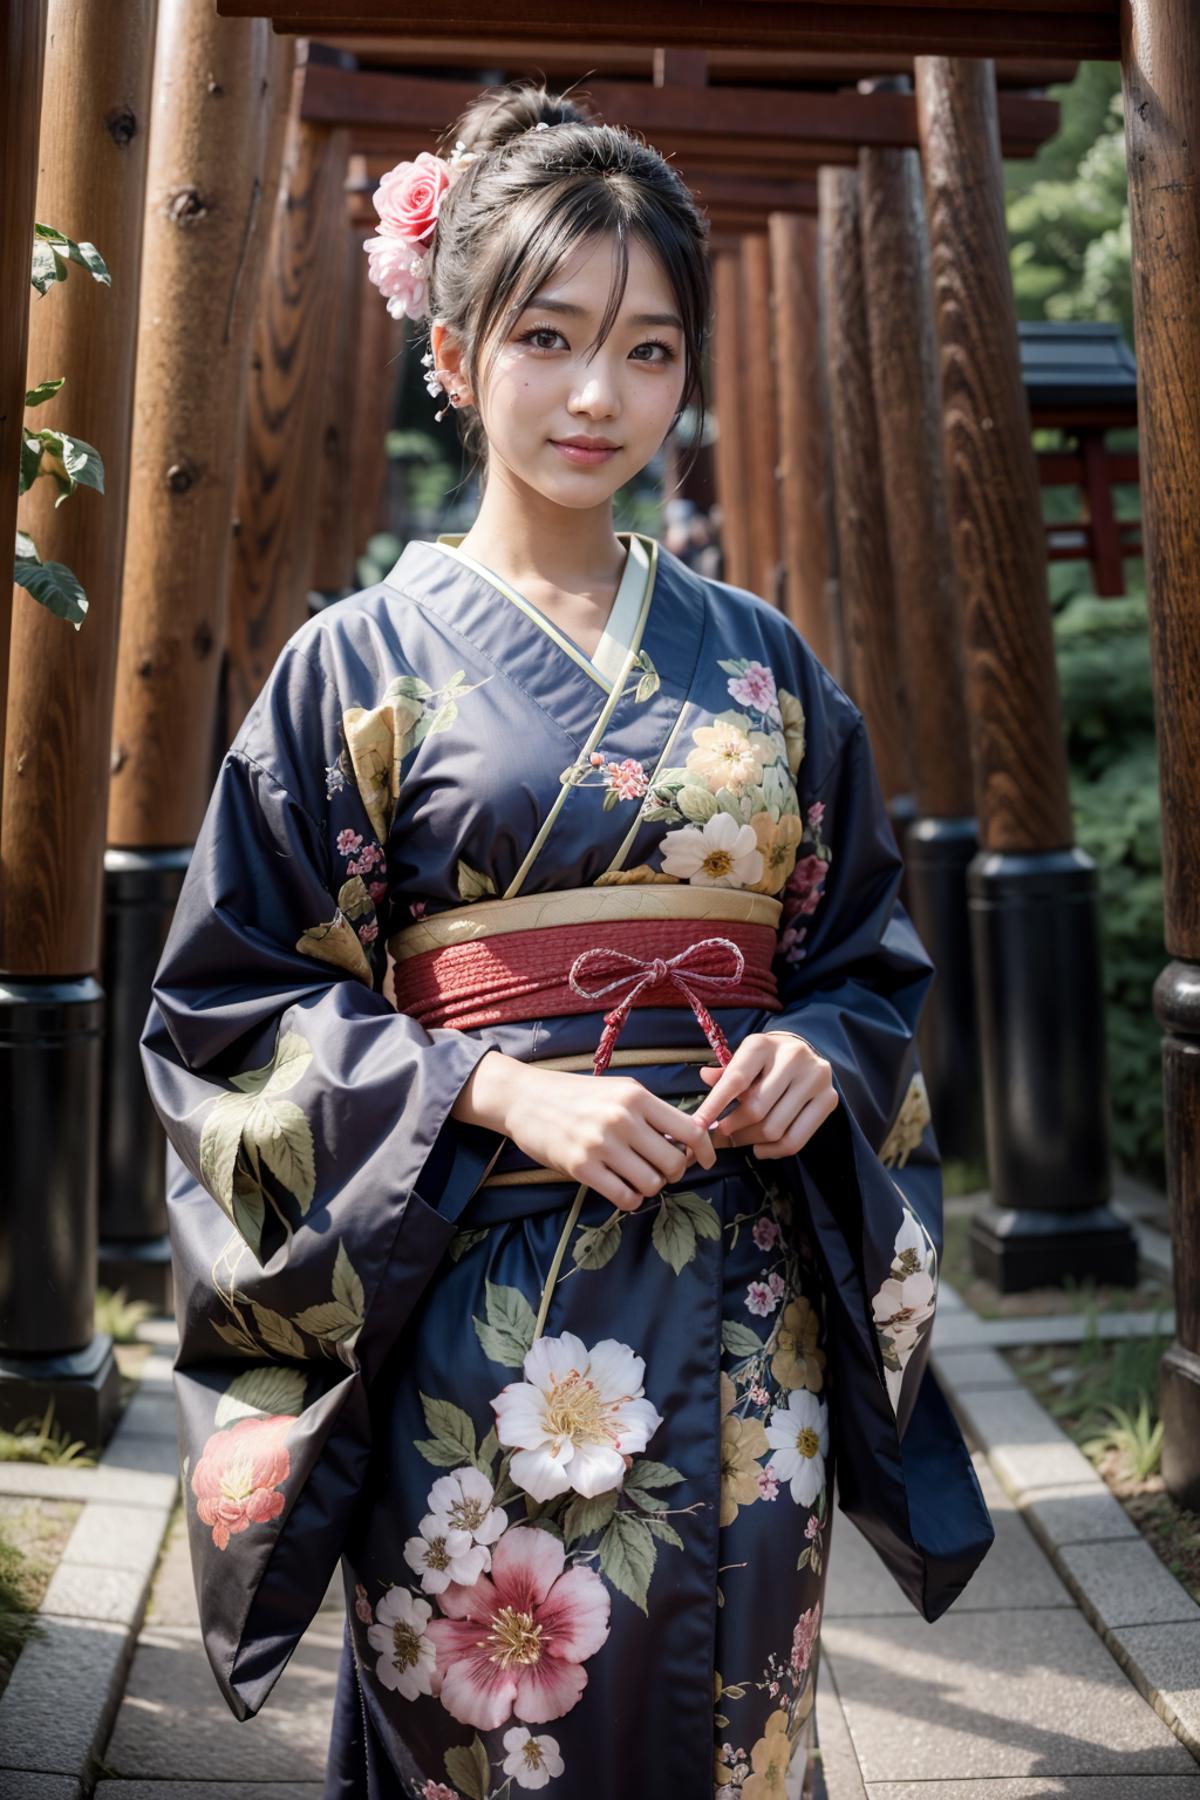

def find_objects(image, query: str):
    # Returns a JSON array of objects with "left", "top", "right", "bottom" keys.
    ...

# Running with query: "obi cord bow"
[{"left": 566, "top": 934, "right": 746, "bottom": 1076}]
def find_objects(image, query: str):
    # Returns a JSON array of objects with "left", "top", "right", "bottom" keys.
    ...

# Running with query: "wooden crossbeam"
[
  {"left": 215, "top": 2, "right": 1120, "bottom": 61},
  {"left": 301, "top": 64, "right": 1058, "bottom": 162}
]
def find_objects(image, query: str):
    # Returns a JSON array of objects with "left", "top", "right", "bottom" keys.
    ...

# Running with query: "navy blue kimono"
[{"left": 140, "top": 529, "right": 994, "bottom": 1800}]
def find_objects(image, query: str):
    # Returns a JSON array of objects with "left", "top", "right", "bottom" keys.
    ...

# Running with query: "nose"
[{"left": 569, "top": 357, "right": 621, "bottom": 419}]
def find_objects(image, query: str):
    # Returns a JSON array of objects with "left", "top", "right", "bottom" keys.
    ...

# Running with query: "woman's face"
[{"left": 445, "top": 230, "right": 688, "bottom": 509}]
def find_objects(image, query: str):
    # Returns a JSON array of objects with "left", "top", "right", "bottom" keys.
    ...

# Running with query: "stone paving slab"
[
  {"left": 931, "top": 1347, "right": 1023, "bottom": 1390},
  {"left": 864, "top": 1781, "right": 1200, "bottom": 1798},
  {"left": 1057, "top": 1539, "right": 1200, "bottom": 1630},
  {"left": 825, "top": 1456, "right": 1073, "bottom": 1620},
  {"left": 102, "top": 1623, "right": 343, "bottom": 1782},
  {"left": 933, "top": 1308, "right": 1175, "bottom": 1352},
  {"left": 1111, "top": 1623, "right": 1200, "bottom": 1760},
  {"left": 818, "top": 1649, "right": 868, "bottom": 1800},
  {"left": 822, "top": 1607, "right": 1198, "bottom": 1784},
  {"left": 0, "top": 1776, "right": 82, "bottom": 1800},
  {"left": 0, "top": 1616, "right": 131, "bottom": 1776}
]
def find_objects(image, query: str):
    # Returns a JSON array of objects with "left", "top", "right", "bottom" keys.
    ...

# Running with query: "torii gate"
[{"left": 1, "top": 2, "right": 1197, "bottom": 1525}]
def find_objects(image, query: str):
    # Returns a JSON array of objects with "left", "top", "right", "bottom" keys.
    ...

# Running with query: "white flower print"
[
  {"left": 765, "top": 1389, "right": 829, "bottom": 1507},
  {"left": 425, "top": 1465, "right": 507, "bottom": 1556},
  {"left": 502, "top": 1726, "right": 565, "bottom": 1789},
  {"left": 491, "top": 1330, "right": 663, "bottom": 1503},
  {"left": 872, "top": 1266, "right": 936, "bottom": 1354},
  {"left": 403, "top": 1512, "right": 491, "bottom": 1594},
  {"left": 366, "top": 1585, "right": 438, "bottom": 1699},
  {"left": 659, "top": 811, "right": 764, "bottom": 888}
]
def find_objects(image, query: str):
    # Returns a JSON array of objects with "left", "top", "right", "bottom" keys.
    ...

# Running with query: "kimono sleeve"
[
  {"left": 139, "top": 633, "right": 504, "bottom": 1721},
  {"left": 750, "top": 701, "right": 995, "bottom": 1622}
]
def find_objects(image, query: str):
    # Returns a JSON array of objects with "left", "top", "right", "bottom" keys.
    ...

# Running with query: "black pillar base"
[
  {"left": 98, "top": 1234, "right": 174, "bottom": 1313},
  {"left": 101, "top": 848, "right": 191, "bottom": 1307},
  {"left": 0, "top": 1334, "right": 121, "bottom": 1446},
  {"left": 967, "top": 846, "right": 1138, "bottom": 1292},
  {"left": 969, "top": 1202, "right": 1139, "bottom": 1294},
  {"left": 1160, "top": 1342, "right": 1200, "bottom": 1511},
  {"left": 887, "top": 791, "right": 918, "bottom": 913},
  {"left": 904, "top": 815, "right": 984, "bottom": 1166}
]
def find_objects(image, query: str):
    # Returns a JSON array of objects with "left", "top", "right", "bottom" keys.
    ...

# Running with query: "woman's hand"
[
  {"left": 691, "top": 1030, "right": 838, "bottom": 1158},
  {"left": 452, "top": 1053, "right": 718, "bottom": 1211}
]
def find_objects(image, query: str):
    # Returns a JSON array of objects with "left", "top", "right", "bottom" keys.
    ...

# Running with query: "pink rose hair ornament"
[{"left": 364, "top": 125, "right": 554, "bottom": 419}]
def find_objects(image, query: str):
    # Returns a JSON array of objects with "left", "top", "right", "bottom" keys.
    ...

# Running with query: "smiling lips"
[{"left": 550, "top": 436, "right": 620, "bottom": 465}]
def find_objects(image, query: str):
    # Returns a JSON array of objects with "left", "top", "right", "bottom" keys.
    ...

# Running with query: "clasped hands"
[{"left": 454, "top": 1030, "right": 839, "bottom": 1215}]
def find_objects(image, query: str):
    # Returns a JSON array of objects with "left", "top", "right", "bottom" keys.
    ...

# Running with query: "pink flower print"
[
  {"left": 589, "top": 751, "right": 605, "bottom": 766},
  {"left": 807, "top": 801, "right": 825, "bottom": 828},
  {"left": 425, "top": 1525, "right": 611, "bottom": 1732},
  {"left": 727, "top": 660, "right": 778, "bottom": 714},
  {"left": 355, "top": 1583, "right": 373, "bottom": 1624},
  {"left": 745, "top": 1281, "right": 779, "bottom": 1318},
  {"left": 752, "top": 1217, "right": 780, "bottom": 1252},
  {"left": 422, "top": 1785, "right": 459, "bottom": 1800},
  {"left": 410, "top": 900, "right": 427, "bottom": 920},
  {"left": 358, "top": 919, "right": 379, "bottom": 945},
  {"left": 361, "top": 843, "right": 386, "bottom": 870},
  {"left": 603, "top": 757, "right": 649, "bottom": 801},
  {"left": 191, "top": 1414, "right": 292, "bottom": 1552},
  {"left": 780, "top": 923, "right": 809, "bottom": 964},
  {"left": 368, "top": 881, "right": 388, "bottom": 904},
  {"left": 757, "top": 1467, "right": 781, "bottom": 1501},
  {"left": 805, "top": 1513, "right": 821, "bottom": 1541},
  {"left": 345, "top": 857, "right": 369, "bottom": 877},
  {"left": 750, "top": 1384, "right": 770, "bottom": 1406},
  {"left": 786, "top": 854, "right": 829, "bottom": 918},
  {"left": 336, "top": 829, "right": 363, "bottom": 857},
  {"left": 790, "top": 1600, "right": 821, "bottom": 1676}
]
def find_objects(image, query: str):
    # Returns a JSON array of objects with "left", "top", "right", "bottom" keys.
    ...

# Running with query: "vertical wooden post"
[
  {"left": 0, "top": 1, "right": 49, "bottom": 858},
  {"left": 916, "top": 55, "right": 1137, "bottom": 1288},
  {"left": 347, "top": 160, "right": 406, "bottom": 566},
  {"left": 101, "top": 6, "right": 293, "bottom": 1308},
  {"left": 711, "top": 239, "right": 752, "bottom": 592},
  {"left": 818, "top": 164, "right": 911, "bottom": 807},
  {"left": 739, "top": 231, "right": 782, "bottom": 607},
  {"left": 768, "top": 211, "right": 838, "bottom": 671},
  {"left": 1122, "top": 0, "right": 1200, "bottom": 1506},
  {"left": 224, "top": 62, "right": 349, "bottom": 739},
  {"left": 310, "top": 198, "right": 360, "bottom": 596},
  {"left": 858, "top": 79, "right": 983, "bottom": 1164}
]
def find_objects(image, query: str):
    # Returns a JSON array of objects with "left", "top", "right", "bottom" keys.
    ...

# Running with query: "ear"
[{"left": 429, "top": 320, "right": 473, "bottom": 406}]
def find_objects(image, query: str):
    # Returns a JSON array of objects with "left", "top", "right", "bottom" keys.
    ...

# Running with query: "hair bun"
[{"left": 447, "top": 80, "right": 596, "bottom": 158}]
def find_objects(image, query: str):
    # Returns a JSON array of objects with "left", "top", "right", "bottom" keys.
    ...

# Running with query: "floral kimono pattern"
[{"left": 140, "top": 531, "right": 994, "bottom": 1799}]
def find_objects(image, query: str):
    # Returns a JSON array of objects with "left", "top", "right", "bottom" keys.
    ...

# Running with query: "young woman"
[{"left": 141, "top": 81, "right": 993, "bottom": 1800}]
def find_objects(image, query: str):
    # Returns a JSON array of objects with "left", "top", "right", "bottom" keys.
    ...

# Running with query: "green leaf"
[
  {"left": 415, "top": 1436, "right": 468, "bottom": 1468},
  {"left": 14, "top": 530, "right": 36, "bottom": 563},
  {"left": 13, "top": 553, "right": 87, "bottom": 626},
  {"left": 251, "top": 1304, "right": 306, "bottom": 1359},
  {"left": 472, "top": 1280, "right": 536, "bottom": 1368},
  {"left": 449, "top": 1226, "right": 487, "bottom": 1263},
  {"left": 33, "top": 225, "right": 110, "bottom": 285},
  {"left": 643, "top": 1515, "right": 684, "bottom": 1550},
  {"left": 389, "top": 673, "right": 432, "bottom": 700},
  {"left": 292, "top": 1300, "right": 361, "bottom": 1345},
  {"left": 200, "top": 1095, "right": 253, "bottom": 1208},
  {"left": 624, "top": 1486, "right": 668, "bottom": 1512},
  {"left": 623, "top": 1458, "right": 686, "bottom": 1493},
  {"left": 229, "top": 1031, "right": 312, "bottom": 1097},
  {"left": 572, "top": 1212, "right": 622, "bottom": 1271},
  {"left": 562, "top": 1489, "right": 619, "bottom": 1546},
  {"left": 30, "top": 238, "right": 66, "bottom": 295},
  {"left": 57, "top": 432, "right": 104, "bottom": 494},
  {"left": 231, "top": 1166, "right": 266, "bottom": 1259},
  {"left": 331, "top": 1242, "right": 365, "bottom": 1322},
  {"left": 668, "top": 1190, "right": 722, "bottom": 1240},
  {"left": 477, "top": 1425, "right": 499, "bottom": 1476},
  {"left": 651, "top": 1194, "right": 698, "bottom": 1275},
  {"left": 444, "top": 1734, "right": 489, "bottom": 1800},
  {"left": 24, "top": 377, "right": 65, "bottom": 408},
  {"left": 428, "top": 699, "right": 458, "bottom": 734},
  {"left": 796, "top": 1545, "right": 812, "bottom": 1572},
  {"left": 214, "top": 1363, "right": 305, "bottom": 1429},
  {"left": 722, "top": 1319, "right": 764, "bottom": 1359},
  {"left": 247, "top": 1096, "right": 316, "bottom": 1214},
  {"left": 418, "top": 1393, "right": 477, "bottom": 1465},
  {"left": 18, "top": 437, "right": 43, "bottom": 493},
  {"left": 598, "top": 1511, "right": 656, "bottom": 1613}
]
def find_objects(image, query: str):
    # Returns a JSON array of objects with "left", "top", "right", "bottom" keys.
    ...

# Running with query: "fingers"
[
  {"left": 707, "top": 1055, "right": 797, "bottom": 1144},
  {"left": 642, "top": 1096, "right": 717, "bottom": 1171},
  {"left": 628, "top": 1115, "right": 693, "bottom": 1185},
  {"left": 749, "top": 1084, "right": 840, "bottom": 1158},
  {"left": 690, "top": 1042, "right": 767, "bottom": 1131}
]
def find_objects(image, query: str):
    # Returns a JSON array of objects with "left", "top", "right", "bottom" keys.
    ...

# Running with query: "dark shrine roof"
[{"left": 1019, "top": 320, "right": 1138, "bottom": 411}]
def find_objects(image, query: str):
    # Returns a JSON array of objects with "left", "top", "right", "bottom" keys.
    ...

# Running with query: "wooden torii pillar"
[
  {"left": 916, "top": 55, "right": 1136, "bottom": 1290},
  {"left": 104, "top": 4, "right": 293, "bottom": 1307},
  {"left": 857, "top": 73, "right": 981, "bottom": 1163},
  {"left": 1121, "top": 0, "right": 1200, "bottom": 1508}
]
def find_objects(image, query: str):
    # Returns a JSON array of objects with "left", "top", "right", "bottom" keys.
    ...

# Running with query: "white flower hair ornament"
[{"left": 364, "top": 124, "right": 555, "bottom": 420}]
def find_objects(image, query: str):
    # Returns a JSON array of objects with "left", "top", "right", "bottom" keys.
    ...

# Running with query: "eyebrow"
[{"left": 523, "top": 296, "right": 684, "bottom": 330}]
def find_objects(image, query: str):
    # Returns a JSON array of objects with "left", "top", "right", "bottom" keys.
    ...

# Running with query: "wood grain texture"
[
  {"left": 0, "top": 0, "right": 48, "bottom": 885},
  {"left": 859, "top": 136, "right": 974, "bottom": 820},
  {"left": 310, "top": 211, "right": 362, "bottom": 593},
  {"left": 768, "top": 212, "right": 838, "bottom": 671},
  {"left": 224, "top": 108, "right": 349, "bottom": 739},
  {"left": 4, "top": 0, "right": 157, "bottom": 976},
  {"left": 1122, "top": 0, "right": 1200, "bottom": 958},
  {"left": 215, "top": 1, "right": 1122, "bottom": 60},
  {"left": 740, "top": 232, "right": 783, "bottom": 607},
  {"left": 819, "top": 164, "right": 911, "bottom": 801},
  {"left": 915, "top": 55, "right": 1072, "bottom": 852},
  {"left": 107, "top": 9, "right": 292, "bottom": 848},
  {"left": 349, "top": 224, "right": 406, "bottom": 570},
  {"left": 711, "top": 244, "right": 752, "bottom": 593}
]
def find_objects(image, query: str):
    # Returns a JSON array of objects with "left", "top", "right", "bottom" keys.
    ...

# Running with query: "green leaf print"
[
  {"left": 721, "top": 1319, "right": 765, "bottom": 1359},
  {"left": 444, "top": 1735, "right": 490, "bottom": 1800},
  {"left": 449, "top": 1226, "right": 488, "bottom": 1263},
  {"left": 472, "top": 1280, "right": 537, "bottom": 1367},
  {"left": 651, "top": 1190, "right": 721, "bottom": 1275},
  {"left": 572, "top": 1212, "right": 622, "bottom": 1271},
  {"left": 622, "top": 1458, "right": 686, "bottom": 1494},
  {"left": 476, "top": 1425, "right": 499, "bottom": 1476},
  {"left": 643, "top": 1515, "right": 684, "bottom": 1550},
  {"left": 415, "top": 1393, "right": 477, "bottom": 1468},
  {"left": 598, "top": 1511, "right": 656, "bottom": 1614},
  {"left": 562, "top": 1489, "right": 620, "bottom": 1547},
  {"left": 332, "top": 1241, "right": 365, "bottom": 1319},
  {"left": 214, "top": 1364, "right": 305, "bottom": 1430},
  {"left": 251, "top": 1304, "right": 306, "bottom": 1359}
]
